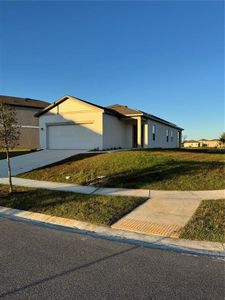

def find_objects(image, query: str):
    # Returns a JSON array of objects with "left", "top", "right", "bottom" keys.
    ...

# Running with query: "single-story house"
[
  {"left": 183, "top": 139, "right": 223, "bottom": 148},
  {"left": 35, "top": 95, "right": 183, "bottom": 150},
  {"left": 0, "top": 95, "right": 49, "bottom": 148},
  {"left": 199, "top": 139, "right": 222, "bottom": 148},
  {"left": 183, "top": 140, "right": 200, "bottom": 148}
]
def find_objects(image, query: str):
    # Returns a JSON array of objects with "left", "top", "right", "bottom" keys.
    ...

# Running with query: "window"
[
  {"left": 152, "top": 125, "right": 156, "bottom": 141},
  {"left": 171, "top": 130, "right": 174, "bottom": 142},
  {"left": 177, "top": 131, "right": 181, "bottom": 145},
  {"left": 166, "top": 129, "right": 169, "bottom": 142}
]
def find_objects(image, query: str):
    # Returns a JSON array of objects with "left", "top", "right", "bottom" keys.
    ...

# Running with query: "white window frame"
[
  {"left": 166, "top": 129, "right": 169, "bottom": 142},
  {"left": 152, "top": 124, "right": 156, "bottom": 141},
  {"left": 171, "top": 130, "right": 174, "bottom": 142}
]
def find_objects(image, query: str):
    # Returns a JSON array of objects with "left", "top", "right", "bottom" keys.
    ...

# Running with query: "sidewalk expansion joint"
[{"left": 90, "top": 187, "right": 100, "bottom": 194}]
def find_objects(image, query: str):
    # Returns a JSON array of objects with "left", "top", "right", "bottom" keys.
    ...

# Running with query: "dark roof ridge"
[
  {"left": 35, "top": 95, "right": 125, "bottom": 118},
  {"left": 107, "top": 104, "right": 141, "bottom": 115},
  {"left": 35, "top": 95, "right": 183, "bottom": 130},
  {"left": 108, "top": 104, "right": 183, "bottom": 130},
  {"left": 0, "top": 95, "right": 49, "bottom": 108}
]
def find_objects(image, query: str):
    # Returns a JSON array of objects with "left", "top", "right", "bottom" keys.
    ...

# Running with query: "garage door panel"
[{"left": 47, "top": 124, "right": 100, "bottom": 150}]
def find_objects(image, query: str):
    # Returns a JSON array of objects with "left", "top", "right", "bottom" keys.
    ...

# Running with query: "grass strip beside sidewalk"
[
  {"left": 0, "top": 185, "right": 146, "bottom": 226},
  {"left": 180, "top": 200, "right": 225, "bottom": 243}
]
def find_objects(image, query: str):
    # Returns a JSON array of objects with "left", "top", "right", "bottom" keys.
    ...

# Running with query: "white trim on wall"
[{"left": 21, "top": 125, "right": 39, "bottom": 129}]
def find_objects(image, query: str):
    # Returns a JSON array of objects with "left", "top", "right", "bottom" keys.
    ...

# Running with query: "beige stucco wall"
[
  {"left": 184, "top": 140, "right": 222, "bottom": 148},
  {"left": 39, "top": 98, "right": 104, "bottom": 149},
  {"left": 146, "top": 120, "right": 181, "bottom": 148},
  {"left": 38, "top": 97, "right": 182, "bottom": 150},
  {"left": 183, "top": 142, "right": 199, "bottom": 148},
  {"left": 103, "top": 114, "right": 133, "bottom": 149},
  {"left": 199, "top": 140, "right": 222, "bottom": 148}
]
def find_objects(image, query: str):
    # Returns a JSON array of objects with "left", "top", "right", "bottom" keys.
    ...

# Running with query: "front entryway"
[
  {"left": 132, "top": 125, "right": 137, "bottom": 148},
  {"left": 132, "top": 124, "right": 145, "bottom": 148}
]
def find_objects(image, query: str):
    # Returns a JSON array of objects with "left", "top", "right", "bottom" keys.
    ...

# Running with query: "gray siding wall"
[
  {"left": 15, "top": 106, "right": 40, "bottom": 126},
  {"left": 146, "top": 120, "right": 180, "bottom": 148},
  {"left": 103, "top": 115, "right": 181, "bottom": 149},
  {"left": 13, "top": 106, "right": 42, "bottom": 148},
  {"left": 17, "top": 128, "right": 39, "bottom": 149}
]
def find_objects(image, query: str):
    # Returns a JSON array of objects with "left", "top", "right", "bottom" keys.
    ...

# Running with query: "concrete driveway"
[{"left": 0, "top": 150, "right": 87, "bottom": 177}]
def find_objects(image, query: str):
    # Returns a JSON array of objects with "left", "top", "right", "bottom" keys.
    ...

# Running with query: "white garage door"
[{"left": 47, "top": 123, "right": 99, "bottom": 150}]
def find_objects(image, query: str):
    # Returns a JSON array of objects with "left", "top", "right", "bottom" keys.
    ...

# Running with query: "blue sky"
[{"left": 0, "top": 1, "right": 224, "bottom": 139}]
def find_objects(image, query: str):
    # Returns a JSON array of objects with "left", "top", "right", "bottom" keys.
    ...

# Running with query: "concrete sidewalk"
[
  {"left": 0, "top": 177, "right": 151, "bottom": 197},
  {"left": 1, "top": 177, "right": 224, "bottom": 239},
  {"left": 0, "top": 177, "right": 224, "bottom": 199}
]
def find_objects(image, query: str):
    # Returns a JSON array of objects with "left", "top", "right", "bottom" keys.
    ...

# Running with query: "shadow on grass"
[
  {"left": 0, "top": 150, "right": 37, "bottom": 160},
  {"left": 0, "top": 188, "right": 147, "bottom": 226},
  {"left": 0, "top": 189, "right": 70, "bottom": 211},
  {"left": 18, "top": 150, "right": 225, "bottom": 190},
  {"left": 140, "top": 148, "right": 225, "bottom": 155},
  {"left": 172, "top": 148, "right": 225, "bottom": 154},
  {"left": 99, "top": 160, "right": 224, "bottom": 189}
]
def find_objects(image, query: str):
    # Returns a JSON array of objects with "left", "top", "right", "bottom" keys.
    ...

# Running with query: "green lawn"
[
  {"left": 20, "top": 149, "right": 225, "bottom": 190},
  {"left": 180, "top": 200, "right": 225, "bottom": 242},
  {"left": 0, "top": 149, "right": 37, "bottom": 160},
  {"left": 0, "top": 185, "right": 146, "bottom": 226}
]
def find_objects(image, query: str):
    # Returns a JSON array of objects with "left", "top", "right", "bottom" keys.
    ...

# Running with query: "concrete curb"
[
  {"left": 0, "top": 177, "right": 224, "bottom": 199},
  {"left": 0, "top": 206, "right": 224, "bottom": 258}
]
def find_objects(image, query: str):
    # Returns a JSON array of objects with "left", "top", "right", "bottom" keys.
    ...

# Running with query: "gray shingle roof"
[
  {"left": 107, "top": 104, "right": 183, "bottom": 130},
  {"left": 35, "top": 95, "right": 183, "bottom": 130},
  {"left": 107, "top": 104, "right": 141, "bottom": 115},
  {"left": 0, "top": 95, "right": 49, "bottom": 109}
]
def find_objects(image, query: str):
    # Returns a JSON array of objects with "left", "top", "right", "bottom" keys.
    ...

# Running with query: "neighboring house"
[
  {"left": 183, "top": 140, "right": 200, "bottom": 148},
  {"left": 199, "top": 139, "right": 222, "bottom": 148},
  {"left": 183, "top": 139, "right": 222, "bottom": 148},
  {"left": 36, "top": 95, "right": 183, "bottom": 150},
  {"left": 0, "top": 95, "right": 49, "bottom": 148}
]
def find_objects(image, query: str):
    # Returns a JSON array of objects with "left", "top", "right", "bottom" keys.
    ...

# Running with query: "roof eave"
[
  {"left": 2, "top": 103, "right": 49, "bottom": 110},
  {"left": 125, "top": 113, "right": 144, "bottom": 117},
  {"left": 35, "top": 95, "right": 69, "bottom": 117},
  {"left": 142, "top": 113, "right": 183, "bottom": 130},
  {"left": 35, "top": 95, "right": 124, "bottom": 119},
  {"left": 103, "top": 110, "right": 125, "bottom": 118}
]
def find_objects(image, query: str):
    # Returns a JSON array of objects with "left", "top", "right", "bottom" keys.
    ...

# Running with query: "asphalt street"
[{"left": 0, "top": 217, "right": 224, "bottom": 300}]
